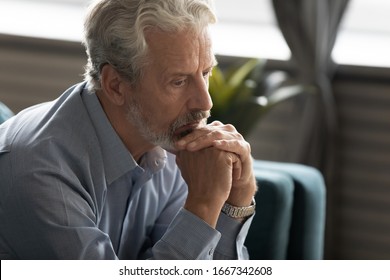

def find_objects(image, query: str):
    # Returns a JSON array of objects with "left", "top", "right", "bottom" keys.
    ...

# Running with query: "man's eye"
[
  {"left": 203, "top": 70, "right": 212, "bottom": 79},
  {"left": 172, "top": 79, "right": 186, "bottom": 87}
]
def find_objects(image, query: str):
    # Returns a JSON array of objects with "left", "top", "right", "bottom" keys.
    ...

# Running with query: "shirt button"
[{"left": 208, "top": 248, "right": 214, "bottom": 256}]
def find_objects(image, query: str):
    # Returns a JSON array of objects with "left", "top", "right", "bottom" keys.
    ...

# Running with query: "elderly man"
[{"left": 0, "top": 0, "right": 257, "bottom": 259}]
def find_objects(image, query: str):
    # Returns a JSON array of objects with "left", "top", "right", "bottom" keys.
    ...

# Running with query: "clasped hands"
[{"left": 175, "top": 121, "right": 257, "bottom": 227}]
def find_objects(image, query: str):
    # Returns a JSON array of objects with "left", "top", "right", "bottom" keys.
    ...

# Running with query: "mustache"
[{"left": 171, "top": 110, "right": 210, "bottom": 133}]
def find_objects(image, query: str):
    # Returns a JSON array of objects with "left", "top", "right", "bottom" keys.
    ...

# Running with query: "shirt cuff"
[
  {"left": 215, "top": 212, "right": 254, "bottom": 259},
  {"left": 155, "top": 208, "right": 221, "bottom": 259}
]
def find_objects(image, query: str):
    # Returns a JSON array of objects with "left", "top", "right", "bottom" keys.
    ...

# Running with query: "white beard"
[{"left": 126, "top": 97, "right": 209, "bottom": 151}]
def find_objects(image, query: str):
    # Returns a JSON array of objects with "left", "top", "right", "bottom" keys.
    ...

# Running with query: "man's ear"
[{"left": 100, "top": 64, "right": 127, "bottom": 106}]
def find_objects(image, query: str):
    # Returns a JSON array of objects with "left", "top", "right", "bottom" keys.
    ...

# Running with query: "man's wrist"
[{"left": 221, "top": 197, "right": 256, "bottom": 219}]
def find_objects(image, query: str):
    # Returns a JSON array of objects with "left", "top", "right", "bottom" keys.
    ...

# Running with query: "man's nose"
[{"left": 187, "top": 77, "right": 213, "bottom": 112}]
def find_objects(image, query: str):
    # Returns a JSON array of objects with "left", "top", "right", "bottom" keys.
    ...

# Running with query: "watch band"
[{"left": 221, "top": 197, "right": 256, "bottom": 218}]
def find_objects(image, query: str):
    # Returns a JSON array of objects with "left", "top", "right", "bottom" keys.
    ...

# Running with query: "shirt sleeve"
[
  {"left": 4, "top": 175, "right": 118, "bottom": 259},
  {"left": 0, "top": 138, "right": 119, "bottom": 260},
  {"left": 150, "top": 208, "right": 253, "bottom": 260},
  {"left": 214, "top": 212, "right": 254, "bottom": 259},
  {"left": 151, "top": 208, "right": 221, "bottom": 259}
]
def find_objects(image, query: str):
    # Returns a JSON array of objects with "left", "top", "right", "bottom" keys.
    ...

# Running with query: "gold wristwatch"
[{"left": 221, "top": 197, "right": 256, "bottom": 218}]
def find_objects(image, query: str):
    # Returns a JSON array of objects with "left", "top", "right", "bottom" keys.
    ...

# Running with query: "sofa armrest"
[
  {"left": 247, "top": 160, "right": 326, "bottom": 260},
  {"left": 245, "top": 169, "right": 294, "bottom": 259}
]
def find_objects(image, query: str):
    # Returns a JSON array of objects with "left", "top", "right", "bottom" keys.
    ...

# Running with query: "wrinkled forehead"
[{"left": 144, "top": 27, "right": 216, "bottom": 71}]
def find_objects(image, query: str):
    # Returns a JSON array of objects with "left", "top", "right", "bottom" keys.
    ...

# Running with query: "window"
[
  {"left": 1, "top": 0, "right": 389, "bottom": 67},
  {"left": 213, "top": 0, "right": 390, "bottom": 67},
  {"left": 0, "top": 0, "right": 85, "bottom": 42},
  {"left": 211, "top": 0, "right": 290, "bottom": 60},
  {"left": 333, "top": 0, "right": 390, "bottom": 68}
]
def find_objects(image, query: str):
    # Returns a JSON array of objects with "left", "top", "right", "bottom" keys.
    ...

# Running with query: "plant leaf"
[
  {"left": 268, "top": 85, "right": 315, "bottom": 104},
  {"left": 209, "top": 66, "right": 226, "bottom": 110},
  {"left": 227, "top": 58, "right": 260, "bottom": 90},
  {"left": 221, "top": 58, "right": 262, "bottom": 108}
]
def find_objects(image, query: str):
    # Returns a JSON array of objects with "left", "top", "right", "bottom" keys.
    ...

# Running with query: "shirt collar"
[{"left": 81, "top": 83, "right": 167, "bottom": 184}]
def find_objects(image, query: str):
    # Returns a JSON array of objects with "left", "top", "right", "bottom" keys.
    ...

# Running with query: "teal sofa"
[
  {"left": 0, "top": 102, "right": 13, "bottom": 124},
  {"left": 246, "top": 160, "right": 326, "bottom": 259}
]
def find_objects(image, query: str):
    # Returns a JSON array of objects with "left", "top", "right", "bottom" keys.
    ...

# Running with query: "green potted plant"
[{"left": 208, "top": 58, "right": 314, "bottom": 136}]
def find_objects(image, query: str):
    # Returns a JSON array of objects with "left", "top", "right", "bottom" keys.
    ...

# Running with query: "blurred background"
[{"left": 0, "top": 0, "right": 389, "bottom": 259}]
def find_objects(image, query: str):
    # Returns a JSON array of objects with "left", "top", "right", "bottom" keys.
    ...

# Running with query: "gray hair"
[{"left": 82, "top": 0, "right": 217, "bottom": 92}]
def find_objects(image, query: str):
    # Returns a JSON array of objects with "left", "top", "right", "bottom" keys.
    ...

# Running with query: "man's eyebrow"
[
  {"left": 202, "top": 56, "right": 218, "bottom": 72},
  {"left": 163, "top": 55, "right": 218, "bottom": 77}
]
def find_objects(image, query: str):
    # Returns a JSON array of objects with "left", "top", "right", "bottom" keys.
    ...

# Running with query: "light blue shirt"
[{"left": 0, "top": 82, "right": 252, "bottom": 259}]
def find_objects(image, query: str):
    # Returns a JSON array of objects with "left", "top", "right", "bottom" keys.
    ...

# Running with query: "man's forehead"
[{"left": 145, "top": 28, "right": 216, "bottom": 71}]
